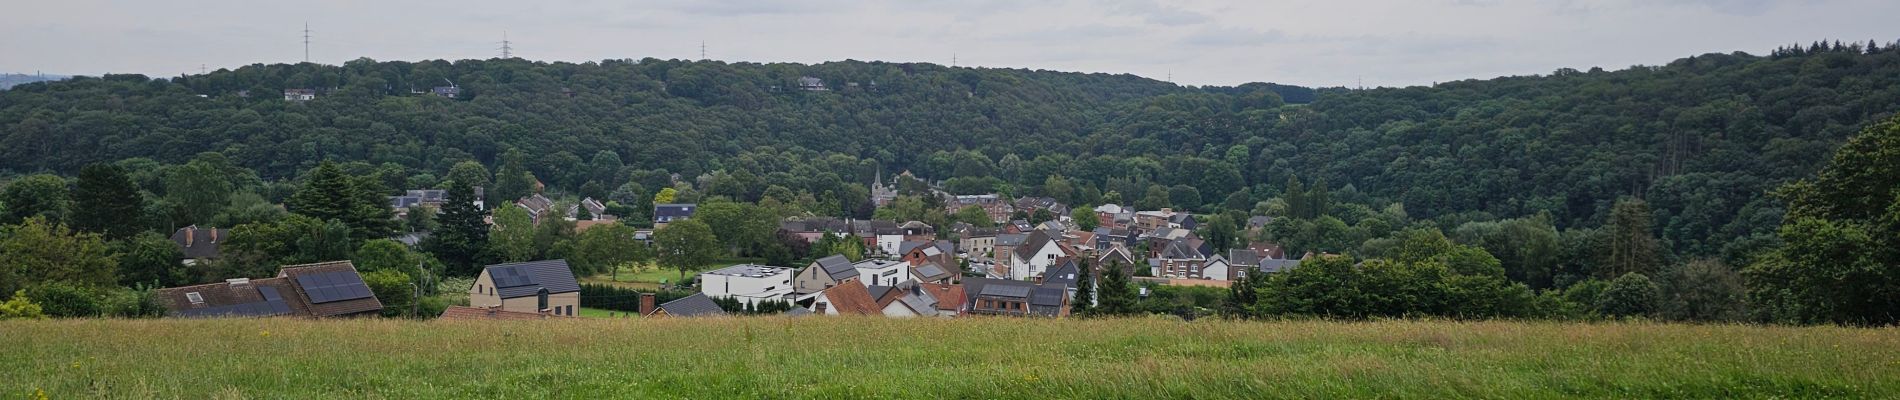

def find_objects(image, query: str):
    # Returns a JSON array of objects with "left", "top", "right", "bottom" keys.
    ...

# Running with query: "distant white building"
[
  {"left": 853, "top": 259, "right": 910, "bottom": 287},
  {"left": 699, "top": 264, "right": 794, "bottom": 306}
]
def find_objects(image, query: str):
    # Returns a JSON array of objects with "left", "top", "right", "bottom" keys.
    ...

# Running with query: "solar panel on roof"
[{"left": 299, "top": 270, "right": 373, "bottom": 304}]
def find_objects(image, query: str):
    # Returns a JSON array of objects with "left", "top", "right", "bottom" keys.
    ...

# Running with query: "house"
[
  {"left": 578, "top": 197, "right": 614, "bottom": 220},
  {"left": 918, "top": 282, "right": 966, "bottom": 316},
  {"left": 959, "top": 228, "right": 997, "bottom": 259},
  {"left": 853, "top": 259, "right": 911, "bottom": 287},
  {"left": 438, "top": 306, "right": 561, "bottom": 320},
  {"left": 1150, "top": 240, "right": 1209, "bottom": 279},
  {"left": 154, "top": 261, "right": 383, "bottom": 318},
  {"left": 1095, "top": 244, "right": 1138, "bottom": 277},
  {"left": 170, "top": 225, "right": 227, "bottom": 265},
  {"left": 793, "top": 255, "right": 860, "bottom": 294},
  {"left": 900, "top": 240, "right": 956, "bottom": 267},
  {"left": 648, "top": 293, "right": 728, "bottom": 317},
  {"left": 1004, "top": 219, "right": 1034, "bottom": 234},
  {"left": 1223, "top": 248, "right": 1266, "bottom": 280},
  {"left": 653, "top": 203, "right": 697, "bottom": 229},
  {"left": 992, "top": 233, "right": 1029, "bottom": 264},
  {"left": 700, "top": 264, "right": 794, "bottom": 306},
  {"left": 1201, "top": 254, "right": 1232, "bottom": 281},
  {"left": 1134, "top": 208, "right": 1193, "bottom": 231},
  {"left": 899, "top": 220, "right": 935, "bottom": 240},
  {"left": 781, "top": 217, "right": 851, "bottom": 243},
  {"left": 946, "top": 194, "right": 1013, "bottom": 224},
  {"left": 431, "top": 85, "right": 461, "bottom": 98},
  {"left": 870, "top": 169, "right": 898, "bottom": 206},
  {"left": 961, "top": 278, "right": 1069, "bottom": 317},
  {"left": 1094, "top": 204, "right": 1132, "bottom": 228},
  {"left": 797, "top": 76, "right": 829, "bottom": 91},
  {"left": 912, "top": 262, "right": 957, "bottom": 284},
  {"left": 283, "top": 88, "right": 316, "bottom": 101},
  {"left": 1246, "top": 216, "right": 1274, "bottom": 231},
  {"left": 389, "top": 188, "right": 485, "bottom": 219},
  {"left": 1257, "top": 258, "right": 1303, "bottom": 274},
  {"left": 1170, "top": 212, "right": 1199, "bottom": 231},
  {"left": 1093, "top": 227, "right": 1138, "bottom": 252},
  {"left": 875, "top": 228, "right": 907, "bottom": 255},
  {"left": 469, "top": 260, "right": 582, "bottom": 317},
  {"left": 879, "top": 283, "right": 941, "bottom": 318},
  {"left": 1005, "top": 230, "right": 1071, "bottom": 281},
  {"left": 1013, "top": 196, "right": 1070, "bottom": 216},
  {"left": 809, "top": 280, "right": 881, "bottom": 315},
  {"left": 516, "top": 194, "right": 558, "bottom": 223}
]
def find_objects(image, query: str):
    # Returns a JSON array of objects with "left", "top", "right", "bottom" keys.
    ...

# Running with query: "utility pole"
[
  {"left": 952, "top": 53, "right": 957, "bottom": 67},
  {"left": 302, "top": 22, "right": 312, "bottom": 63},
  {"left": 500, "top": 31, "right": 513, "bottom": 58}
]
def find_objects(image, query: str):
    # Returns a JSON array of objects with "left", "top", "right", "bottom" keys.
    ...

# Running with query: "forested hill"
[{"left": 4, "top": 42, "right": 1900, "bottom": 259}]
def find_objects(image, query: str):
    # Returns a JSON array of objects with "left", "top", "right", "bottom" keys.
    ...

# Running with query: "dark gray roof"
[
  {"left": 914, "top": 263, "right": 952, "bottom": 281},
  {"left": 1258, "top": 258, "right": 1302, "bottom": 273},
  {"left": 980, "top": 284, "right": 1033, "bottom": 298},
  {"left": 1159, "top": 240, "right": 1204, "bottom": 259},
  {"left": 170, "top": 226, "right": 228, "bottom": 260},
  {"left": 867, "top": 285, "right": 895, "bottom": 300},
  {"left": 1228, "top": 249, "right": 1264, "bottom": 267},
  {"left": 1247, "top": 216, "right": 1273, "bottom": 228},
  {"left": 812, "top": 255, "right": 859, "bottom": 280},
  {"left": 485, "top": 260, "right": 581, "bottom": 299},
  {"left": 1040, "top": 260, "right": 1079, "bottom": 288},
  {"left": 1011, "top": 230, "right": 1057, "bottom": 261},
  {"left": 995, "top": 233, "right": 1028, "bottom": 247},
  {"left": 1030, "top": 287, "right": 1065, "bottom": 307},
  {"left": 654, "top": 203, "right": 696, "bottom": 222},
  {"left": 658, "top": 293, "right": 727, "bottom": 317}
]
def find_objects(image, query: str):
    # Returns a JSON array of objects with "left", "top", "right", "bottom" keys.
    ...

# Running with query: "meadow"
[{"left": 2, "top": 317, "right": 1897, "bottom": 399}]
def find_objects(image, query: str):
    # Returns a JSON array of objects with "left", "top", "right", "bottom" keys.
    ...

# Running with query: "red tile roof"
[{"left": 819, "top": 280, "right": 882, "bottom": 315}]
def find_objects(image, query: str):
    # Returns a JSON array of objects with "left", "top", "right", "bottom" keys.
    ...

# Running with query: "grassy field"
[{"left": 3, "top": 317, "right": 1897, "bottom": 399}]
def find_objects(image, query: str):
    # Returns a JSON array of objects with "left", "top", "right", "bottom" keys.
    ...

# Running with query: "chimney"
[
  {"left": 209, "top": 228, "right": 219, "bottom": 243},
  {"left": 185, "top": 227, "right": 195, "bottom": 247},
  {"left": 638, "top": 293, "right": 656, "bottom": 316}
]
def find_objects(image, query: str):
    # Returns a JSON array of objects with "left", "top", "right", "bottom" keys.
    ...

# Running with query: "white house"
[
  {"left": 1007, "top": 230, "right": 1069, "bottom": 281},
  {"left": 1201, "top": 255, "right": 1232, "bottom": 281},
  {"left": 699, "top": 264, "right": 794, "bottom": 306},
  {"left": 876, "top": 231, "right": 905, "bottom": 255},
  {"left": 854, "top": 259, "right": 911, "bottom": 287}
]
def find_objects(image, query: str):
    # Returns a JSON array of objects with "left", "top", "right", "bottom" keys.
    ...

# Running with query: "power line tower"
[
  {"left": 499, "top": 31, "right": 513, "bottom": 58},
  {"left": 700, "top": 41, "right": 706, "bottom": 60},
  {"left": 952, "top": 53, "right": 957, "bottom": 67},
  {"left": 298, "top": 22, "right": 309, "bottom": 63}
]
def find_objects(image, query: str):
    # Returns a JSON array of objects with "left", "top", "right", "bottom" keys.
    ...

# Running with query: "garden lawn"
[{"left": 3, "top": 317, "right": 1897, "bottom": 398}]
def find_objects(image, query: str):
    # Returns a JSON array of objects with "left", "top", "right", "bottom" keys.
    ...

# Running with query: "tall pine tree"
[
  {"left": 428, "top": 181, "right": 490, "bottom": 275},
  {"left": 71, "top": 163, "right": 145, "bottom": 240}
]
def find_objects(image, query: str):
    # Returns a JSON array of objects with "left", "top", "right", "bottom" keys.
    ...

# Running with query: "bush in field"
[
  {"left": 0, "top": 290, "right": 45, "bottom": 320},
  {"left": 25, "top": 283, "right": 100, "bottom": 318}
]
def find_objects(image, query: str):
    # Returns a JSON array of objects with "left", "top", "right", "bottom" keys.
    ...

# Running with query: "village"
[{"left": 150, "top": 171, "right": 1299, "bottom": 321}]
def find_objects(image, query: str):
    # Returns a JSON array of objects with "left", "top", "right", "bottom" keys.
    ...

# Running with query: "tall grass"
[{"left": 2, "top": 317, "right": 1896, "bottom": 398}]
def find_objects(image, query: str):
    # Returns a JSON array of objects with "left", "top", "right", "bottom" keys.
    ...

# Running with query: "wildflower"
[
  {"left": 260, "top": 330, "right": 271, "bottom": 337},
  {"left": 32, "top": 388, "right": 48, "bottom": 400}
]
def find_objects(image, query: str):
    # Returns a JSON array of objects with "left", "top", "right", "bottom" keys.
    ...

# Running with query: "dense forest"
[{"left": 2, "top": 41, "right": 1899, "bottom": 323}]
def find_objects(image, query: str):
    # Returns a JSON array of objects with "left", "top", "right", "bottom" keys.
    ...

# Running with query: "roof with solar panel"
[
  {"left": 154, "top": 260, "right": 383, "bottom": 318},
  {"left": 482, "top": 260, "right": 582, "bottom": 299}
]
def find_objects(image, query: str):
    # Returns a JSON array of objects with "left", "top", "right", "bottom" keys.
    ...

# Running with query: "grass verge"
[{"left": 2, "top": 318, "right": 1896, "bottom": 398}]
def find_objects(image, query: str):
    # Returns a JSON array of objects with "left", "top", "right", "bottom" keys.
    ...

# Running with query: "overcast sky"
[{"left": 2, "top": 0, "right": 1895, "bottom": 87}]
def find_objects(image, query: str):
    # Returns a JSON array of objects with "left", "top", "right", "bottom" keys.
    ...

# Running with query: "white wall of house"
[
  {"left": 809, "top": 291, "right": 840, "bottom": 315},
  {"left": 1202, "top": 259, "right": 1231, "bottom": 281},
  {"left": 877, "top": 234, "right": 905, "bottom": 255},
  {"left": 881, "top": 301, "right": 921, "bottom": 318},
  {"left": 701, "top": 269, "right": 794, "bottom": 306},
  {"left": 854, "top": 260, "right": 911, "bottom": 287}
]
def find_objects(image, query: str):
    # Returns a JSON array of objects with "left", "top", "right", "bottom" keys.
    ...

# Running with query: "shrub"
[
  {"left": 0, "top": 290, "right": 46, "bottom": 320},
  {"left": 25, "top": 283, "right": 100, "bottom": 318}
]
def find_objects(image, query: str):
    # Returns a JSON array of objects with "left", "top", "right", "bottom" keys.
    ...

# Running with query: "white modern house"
[
  {"left": 854, "top": 259, "right": 911, "bottom": 287},
  {"left": 700, "top": 264, "right": 794, "bottom": 306}
]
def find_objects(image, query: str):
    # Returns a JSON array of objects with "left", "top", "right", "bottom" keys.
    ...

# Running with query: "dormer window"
[{"left": 185, "top": 292, "right": 204, "bottom": 305}]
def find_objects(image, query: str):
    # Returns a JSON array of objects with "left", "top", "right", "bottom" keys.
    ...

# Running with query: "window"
[
  {"left": 537, "top": 288, "right": 550, "bottom": 311},
  {"left": 185, "top": 292, "right": 204, "bottom": 304},
  {"left": 476, "top": 284, "right": 484, "bottom": 294}
]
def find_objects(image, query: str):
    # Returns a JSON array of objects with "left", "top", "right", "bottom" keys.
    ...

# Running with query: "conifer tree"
[
  {"left": 71, "top": 163, "right": 144, "bottom": 240},
  {"left": 428, "top": 181, "right": 490, "bottom": 275}
]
